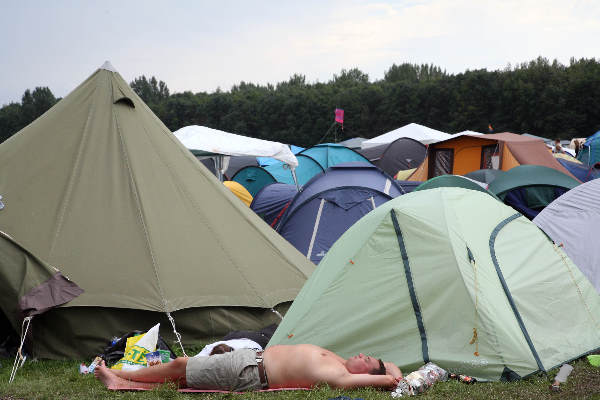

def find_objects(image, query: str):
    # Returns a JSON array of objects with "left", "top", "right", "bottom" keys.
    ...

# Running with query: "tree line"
[{"left": 1, "top": 57, "right": 599, "bottom": 146}]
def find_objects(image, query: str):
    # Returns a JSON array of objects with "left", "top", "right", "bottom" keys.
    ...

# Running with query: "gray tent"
[
  {"left": 533, "top": 179, "right": 600, "bottom": 292},
  {"left": 0, "top": 62, "right": 314, "bottom": 359}
]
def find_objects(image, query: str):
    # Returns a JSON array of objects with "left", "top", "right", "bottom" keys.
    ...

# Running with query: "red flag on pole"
[{"left": 334, "top": 108, "right": 344, "bottom": 125}]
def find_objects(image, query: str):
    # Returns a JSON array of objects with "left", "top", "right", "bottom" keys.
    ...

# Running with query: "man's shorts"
[{"left": 186, "top": 348, "right": 262, "bottom": 391}]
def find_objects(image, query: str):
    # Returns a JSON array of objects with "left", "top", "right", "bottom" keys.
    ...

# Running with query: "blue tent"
[
  {"left": 577, "top": 130, "right": 600, "bottom": 166},
  {"left": 556, "top": 158, "right": 600, "bottom": 182},
  {"left": 299, "top": 143, "right": 369, "bottom": 170},
  {"left": 250, "top": 183, "right": 298, "bottom": 226},
  {"left": 232, "top": 166, "right": 277, "bottom": 197},
  {"left": 264, "top": 154, "right": 324, "bottom": 186},
  {"left": 276, "top": 162, "right": 406, "bottom": 264}
]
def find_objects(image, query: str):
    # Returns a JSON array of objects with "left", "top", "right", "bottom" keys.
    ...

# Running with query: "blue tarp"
[
  {"left": 250, "top": 183, "right": 298, "bottom": 226},
  {"left": 277, "top": 162, "right": 405, "bottom": 264}
]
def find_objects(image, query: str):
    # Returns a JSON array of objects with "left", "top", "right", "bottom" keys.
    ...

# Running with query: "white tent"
[
  {"left": 361, "top": 123, "right": 451, "bottom": 148},
  {"left": 174, "top": 125, "right": 298, "bottom": 170},
  {"left": 533, "top": 179, "right": 600, "bottom": 293},
  {"left": 173, "top": 125, "right": 299, "bottom": 183}
]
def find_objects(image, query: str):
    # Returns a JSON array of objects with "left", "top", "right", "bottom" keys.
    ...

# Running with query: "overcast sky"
[{"left": 1, "top": 0, "right": 599, "bottom": 106}]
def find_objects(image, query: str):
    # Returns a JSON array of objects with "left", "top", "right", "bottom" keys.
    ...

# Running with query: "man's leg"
[
  {"left": 104, "top": 357, "right": 188, "bottom": 385},
  {"left": 95, "top": 361, "right": 163, "bottom": 390}
]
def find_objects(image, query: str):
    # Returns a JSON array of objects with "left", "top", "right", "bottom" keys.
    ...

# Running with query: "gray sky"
[{"left": 1, "top": 0, "right": 599, "bottom": 106}]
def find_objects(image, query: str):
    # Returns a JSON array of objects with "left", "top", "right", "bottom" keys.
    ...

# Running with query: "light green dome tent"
[
  {"left": 0, "top": 62, "right": 315, "bottom": 359},
  {"left": 268, "top": 187, "right": 600, "bottom": 381}
]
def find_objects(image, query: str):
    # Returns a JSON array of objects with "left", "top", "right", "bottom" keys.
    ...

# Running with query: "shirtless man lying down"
[{"left": 95, "top": 343, "right": 403, "bottom": 391}]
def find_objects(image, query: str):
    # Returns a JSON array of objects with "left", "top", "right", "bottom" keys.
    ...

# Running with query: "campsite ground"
[{"left": 1, "top": 349, "right": 599, "bottom": 399}]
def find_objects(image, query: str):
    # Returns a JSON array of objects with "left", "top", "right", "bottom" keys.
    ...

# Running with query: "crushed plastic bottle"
[{"left": 391, "top": 362, "right": 447, "bottom": 397}]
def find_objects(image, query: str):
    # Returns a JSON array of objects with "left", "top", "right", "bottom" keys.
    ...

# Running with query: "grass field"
[{"left": 1, "top": 353, "right": 599, "bottom": 400}]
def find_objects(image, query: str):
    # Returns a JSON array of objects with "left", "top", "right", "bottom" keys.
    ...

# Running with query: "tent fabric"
[
  {"left": 250, "top": 183, "right": 298, "bottom": 226},
  {"left": 414, "top": 175, "right": 496, "bottom": 198},
  {"left": 409, "top": 133, "right": 578, "bottom": 181},
  {"left": 361, "top": 123, "right": 451, "bottom": 148},
  {"left": 232, "top": 166, "right": 277, "bottom": 197},
  {"left": 299, "top": 143, "right": 369, "bottom": 170},
  {"left": 0, "top": 231, "right": 83, "bottom": 333},
  {"left": 556, "top": 158, "right": 600, "bottom": 182},
  {"left": 0, "top": 62, "right": 315, "bottom": 359},
  {"left": 488, "top": 165, "right": 580, "bottom": 219},
  {"left": 257, "top": 145, "right": 304, "bottom": 166},
  {"left": 357, "top": 137, "right": 427, "bottom": 177},
  {"left": 276, "top": 162, "right": 405, "bottom": 264},
  {"left": 223, "top": 181, "right": 253, "bottom": 206},
  {"left": 577, "top": 130, "right": 600, "bottom": 166},
  {"left": 533, "top": 179, "right": 600, "bottom": 292},
  {"left": 337, "top": 137, "right": 367, "bottom": 149},
  {"left": 268, "top": 188, "right": 600, "bottom": 381},
  {"left": 264, "top": 154, "right": 324, "bottom": 186},
  {"left": 173, "top": 125, "right": 298, "bottom": 169},
  {"left": 465, "top": 169, "right": 507, "bottom": 184},
  {"left": 224, "top": 156, "right": 259, "bottom": 179}
]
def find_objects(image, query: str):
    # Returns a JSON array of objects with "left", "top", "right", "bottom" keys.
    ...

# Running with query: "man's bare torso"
[{"left": 263, "top": 344, "right": 347, "bottom": 388}]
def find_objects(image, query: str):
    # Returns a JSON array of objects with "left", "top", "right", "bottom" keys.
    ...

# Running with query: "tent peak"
[{"left": 100, "top": 61, "right": 117, "bottom": 72}]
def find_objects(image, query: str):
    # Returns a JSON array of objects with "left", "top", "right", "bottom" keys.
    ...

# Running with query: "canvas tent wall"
[
  {"left": 268, "top": 188, "right": 600, "bottom": 381},
  {"left": 0, "top": 62, "right": 315, "bottom": 359},
  {"left": 0, "top": 231, "right": 83, "bottom": 349},
  {"left": 407, "top": 133, "right": 578, "bottom": 181},
  {"left": 276, "top": 162, "right": 405, "bottom": 264},
  {"left": 533, "top": 179, "right": 600, "bottom": 293},
  {"left": 357, "top": 137, "right": 427, "bottom": 177},
  {"left": 361, "top": 123, "right": 451, "bottom": 148},
  {"left": 488, "top": 165, "right": 580, "bottom": 219}
]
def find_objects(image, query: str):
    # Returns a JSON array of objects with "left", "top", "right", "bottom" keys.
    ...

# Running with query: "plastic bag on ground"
[{"left": 111, "top": 323, "right": 160, "bottom": 371}]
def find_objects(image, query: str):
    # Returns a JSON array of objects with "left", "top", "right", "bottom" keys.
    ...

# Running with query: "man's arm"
[
  {"left": 384, "top": 362, "right": 403, "bottom": 379},
  {"left": 326, "top": 372, "right": 397, "bottom": 390}
]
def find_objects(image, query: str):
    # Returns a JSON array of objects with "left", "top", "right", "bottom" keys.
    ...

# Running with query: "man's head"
[
  {"left": 345, "top": 353, "right": 386, "bottom": 375},
  {"left": 209, "top": 343, "right": 234, "bottom": 355}
]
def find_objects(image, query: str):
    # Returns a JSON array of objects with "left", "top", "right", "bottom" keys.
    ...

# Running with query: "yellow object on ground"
[{"left": 224, "top": 181, "right": 253, "bottom": 206}]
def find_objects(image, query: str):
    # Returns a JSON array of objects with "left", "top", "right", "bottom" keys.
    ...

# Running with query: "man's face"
[{"left": 345, "top": 353, "right": 380, "bottom": 374}]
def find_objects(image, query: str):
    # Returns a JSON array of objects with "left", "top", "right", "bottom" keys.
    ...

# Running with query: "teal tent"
[
  {"left": 488, "top": 165, "right": 580, "bottom": 219},
  {"left": 269, "top": 188, "right": 600, "bottom": 381},
  {"left": 577, "top": 130, "right": 600, "bottom": 166},
  {"left": 264, "top": 154, "right": 324, "bottom": 186},
  {"left": 232, "top": 166, "right": 277, "bottom": 197},
  {"left": 414, "top": 175, "right": 498, "bottom": 199},
  {"left": 299, "top": 143, "right": 369, "bottom": 169}
]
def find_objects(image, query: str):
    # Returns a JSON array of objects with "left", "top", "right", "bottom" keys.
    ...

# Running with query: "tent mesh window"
[{"left": 430, "top": 149, "right": 454, "bottom": 177}]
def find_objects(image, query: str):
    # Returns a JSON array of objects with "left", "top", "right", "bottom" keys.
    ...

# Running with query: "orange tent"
[{"left": 408, "top": 132, "right": 578, "bottom": 181}]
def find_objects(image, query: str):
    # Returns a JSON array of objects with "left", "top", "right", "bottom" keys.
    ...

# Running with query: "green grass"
[{"left": 1, "top": 354, "right": 599, "bottom": 399}]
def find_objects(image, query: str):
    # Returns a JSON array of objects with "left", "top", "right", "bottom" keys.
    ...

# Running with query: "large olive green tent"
[
  {"left": 0, "top": 62, "right": 314, "bottom": 359},
  {"left": 268, "top": 188, "right": 600, "bottom": 381}
]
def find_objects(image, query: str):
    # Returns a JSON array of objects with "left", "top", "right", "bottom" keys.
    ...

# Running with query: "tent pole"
[{"left": 291, "top": 168, "right": 301, "bottom": 191}]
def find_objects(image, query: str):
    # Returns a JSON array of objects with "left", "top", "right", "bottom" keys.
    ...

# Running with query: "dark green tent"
[{"left": 0, "top": 62, "right": 314, "bottom": 359}]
